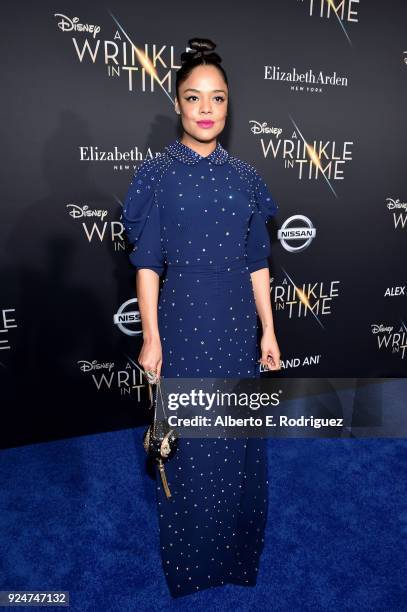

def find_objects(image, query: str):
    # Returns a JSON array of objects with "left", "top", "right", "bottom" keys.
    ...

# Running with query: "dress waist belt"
[{"left": 166, "top": 256, "right": 248, "bottom": 273}]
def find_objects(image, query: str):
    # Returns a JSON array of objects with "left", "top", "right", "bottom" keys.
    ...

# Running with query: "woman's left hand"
[{"left": 258, "top": 330, "right": 282, "bottom": 371}]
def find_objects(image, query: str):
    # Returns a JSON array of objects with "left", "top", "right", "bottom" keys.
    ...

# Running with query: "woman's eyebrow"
[{"left": 183, "top": 88, "right": 227, "bottom": 93}]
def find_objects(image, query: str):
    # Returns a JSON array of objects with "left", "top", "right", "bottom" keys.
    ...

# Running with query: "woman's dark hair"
[{"left": 176, "top": 37, "right": 228, "bottom": 98}]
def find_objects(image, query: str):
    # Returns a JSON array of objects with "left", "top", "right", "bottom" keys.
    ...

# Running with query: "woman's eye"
[{"left": 185, "top": 95, "right": 226, "bottom": 103}]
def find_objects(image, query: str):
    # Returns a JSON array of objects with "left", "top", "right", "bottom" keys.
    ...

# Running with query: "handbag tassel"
[{"left": 157, "top": 459, "right": 172, "bottom": 499}]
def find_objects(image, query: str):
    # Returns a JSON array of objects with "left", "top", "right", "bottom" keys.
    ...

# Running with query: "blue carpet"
[{"left": 0, "top": 404, "right": 406, "bottom": 610}]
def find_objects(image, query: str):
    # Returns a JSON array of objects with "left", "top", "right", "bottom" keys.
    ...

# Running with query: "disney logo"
[
  {"left": 67, "top": 204, "right": 108, "bottom": 220},
  {"left": 386, "top": 197, "right": 407, "bottom": 210},
  {"left": 371, "top": 324, "right": 393, "bottom": 334},
  {"left": 78, "top": 360, "right": 114, "bottom": 372},
  {"left": 249, "top": 120, "right": 282, "bottom": 138},
  {"left": 54, "top": 14, "right": 101, "bottom": 39}
]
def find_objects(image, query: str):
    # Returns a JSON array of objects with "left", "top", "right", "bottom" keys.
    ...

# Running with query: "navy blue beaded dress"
[{"left": 121, "top": 138, "right": 278, "bottom": 598}]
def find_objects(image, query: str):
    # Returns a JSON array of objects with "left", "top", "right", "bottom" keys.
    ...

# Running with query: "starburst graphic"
[
  {"left": 108, "top": 10, "right": 175, "bottom": 104},
  {"left": 289, "top": 114, "right": 339, "bottom": 199},
  {"left": 280, "top": 267, "right": 325, "bottom": 329},
  {"left": 326, "top": 0, "right": 352, "bottom": 46}
]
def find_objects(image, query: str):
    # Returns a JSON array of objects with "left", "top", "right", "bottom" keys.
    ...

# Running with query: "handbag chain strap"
[{"left": 125, "top": 355, "right": 168, "bottom": 428}]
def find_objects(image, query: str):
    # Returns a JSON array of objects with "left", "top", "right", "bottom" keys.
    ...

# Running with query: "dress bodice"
[{"left": 121, "top": 138, "right": 278, "bottom": 275}]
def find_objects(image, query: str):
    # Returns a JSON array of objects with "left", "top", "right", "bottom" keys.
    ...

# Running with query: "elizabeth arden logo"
[
  {"left": 77, "top": 143, "right": 160, "bottom": 172},
  {"left": 264, "top": 65, "right": 349, "bottom": 93}
]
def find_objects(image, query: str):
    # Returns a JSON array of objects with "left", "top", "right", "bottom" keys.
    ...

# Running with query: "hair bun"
[{"left": 180, "top": 37, "right": 222, "bottom": 65}]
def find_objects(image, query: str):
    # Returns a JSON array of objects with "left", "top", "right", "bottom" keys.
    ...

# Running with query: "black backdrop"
[{"left": 2, "top": 1, "right": 406, "bottom": 447}]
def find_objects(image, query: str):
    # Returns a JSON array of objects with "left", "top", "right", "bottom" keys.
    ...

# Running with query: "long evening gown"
[{"left": 121, "top": 138, "right": 278, "bottom": 597}]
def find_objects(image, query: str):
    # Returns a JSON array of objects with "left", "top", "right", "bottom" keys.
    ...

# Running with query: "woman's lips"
[{"left": 197, "top": 120, "right": 215, "bottom": 128}]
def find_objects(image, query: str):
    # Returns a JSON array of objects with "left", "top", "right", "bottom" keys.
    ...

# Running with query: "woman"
[{"left": 121, "top": 37, "right": 281, "bottom": 598}]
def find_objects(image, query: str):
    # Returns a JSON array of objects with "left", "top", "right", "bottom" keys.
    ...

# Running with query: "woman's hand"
[
  {"left": 258, "top": 329, "right": 282, "bottom": 371},
  {"left": 138, "top": 335, "right": 163, "bottom": 378}
]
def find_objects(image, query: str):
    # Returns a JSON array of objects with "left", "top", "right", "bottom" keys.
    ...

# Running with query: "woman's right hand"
[{"left": 138, "top": 336, "right": 163, "bottom": 379}]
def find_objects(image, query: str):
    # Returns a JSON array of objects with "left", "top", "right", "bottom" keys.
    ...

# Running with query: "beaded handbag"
[
  {"left": 126, "top": 356, "right": 179, "bottom": 498},
  {"left": 142, "top": 374, "right": 179, "bottom": 499}
]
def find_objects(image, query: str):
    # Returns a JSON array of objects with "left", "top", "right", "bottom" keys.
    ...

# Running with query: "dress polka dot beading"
[{"left": 121, "top": 138, "right": 278, "bottom": 597}]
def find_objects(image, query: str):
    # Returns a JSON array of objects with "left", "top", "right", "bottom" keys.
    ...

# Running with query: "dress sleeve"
[
  {"left": 246, "top": 167, "right": 279, "bottom": 273},
  {"left": 120, "top": 160, "right": 165, "bottom": 276}
]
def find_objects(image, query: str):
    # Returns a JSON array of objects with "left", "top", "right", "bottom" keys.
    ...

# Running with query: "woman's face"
[{"left": 175, "top": 64, "right": 228, "bottom": 142}]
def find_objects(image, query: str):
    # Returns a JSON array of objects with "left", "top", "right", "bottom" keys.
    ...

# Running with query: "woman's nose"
[{"left": 200, "top": 100, "right": 212, "bottom": 113}]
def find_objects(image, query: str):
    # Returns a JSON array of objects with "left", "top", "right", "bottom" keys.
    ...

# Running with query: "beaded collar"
[{"left": 165, "top": 138, "right": 229, "bottom": 165}]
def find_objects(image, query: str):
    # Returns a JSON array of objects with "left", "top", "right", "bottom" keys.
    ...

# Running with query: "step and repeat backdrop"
[{"left": 1, "top": 1, "right": 406, "bottom": 447}]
